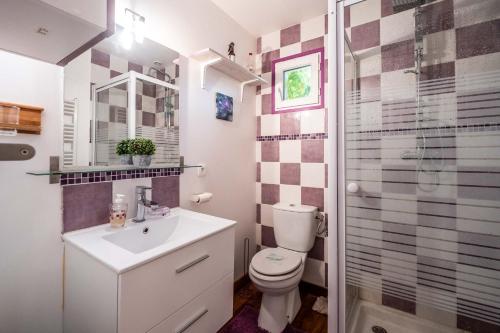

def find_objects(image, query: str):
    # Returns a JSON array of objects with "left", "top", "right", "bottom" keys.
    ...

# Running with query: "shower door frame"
[{"left": 327, "top": 0, "right": 365, "bottom": 332}]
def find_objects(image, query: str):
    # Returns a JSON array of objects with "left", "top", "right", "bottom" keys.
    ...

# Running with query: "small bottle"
[{"left": 109, "top": 194, "right": 128, "bottom": 228}]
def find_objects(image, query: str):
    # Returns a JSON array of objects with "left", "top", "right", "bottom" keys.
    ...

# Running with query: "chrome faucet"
[{"left": 133, "top": 186, "right": 158, "bottom": 223}]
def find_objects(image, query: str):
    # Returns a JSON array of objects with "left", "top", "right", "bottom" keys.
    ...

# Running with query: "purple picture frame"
[{"left": 271, "top": 47, "right": 325, "bottom": 114}]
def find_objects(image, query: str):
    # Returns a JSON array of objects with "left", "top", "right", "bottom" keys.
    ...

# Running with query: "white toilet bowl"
[{"left": 249, "top": 247, "right": 307, "bottom": 333}]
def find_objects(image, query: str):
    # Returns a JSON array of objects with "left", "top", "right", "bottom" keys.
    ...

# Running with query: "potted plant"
[
  {"left": 116, "top": 139, "right": 132, "bottom": 165},
  {"left": 128, "top": 138, "right": 156, "bottom": 167}
]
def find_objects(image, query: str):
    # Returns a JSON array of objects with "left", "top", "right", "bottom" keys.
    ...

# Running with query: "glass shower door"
[{"left": 340, "top": 0, "right": 500, "bottom": 332}]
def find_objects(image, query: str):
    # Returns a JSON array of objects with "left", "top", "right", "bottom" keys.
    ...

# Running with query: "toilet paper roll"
[{"left": 191, "top": 192, "right": 213, "bottom": 204}]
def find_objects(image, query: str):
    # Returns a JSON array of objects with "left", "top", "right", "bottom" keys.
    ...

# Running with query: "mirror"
[{"left": 63, "top": 27, "right": 180, "bottom": 169}]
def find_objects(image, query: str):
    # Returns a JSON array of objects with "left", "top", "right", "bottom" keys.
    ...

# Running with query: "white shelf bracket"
[
  {"left": 240, "top": 79, "right": 260, "bottom": 102},
  {"left": 200, "top": 58, "right": 223, "bottom": 90}
]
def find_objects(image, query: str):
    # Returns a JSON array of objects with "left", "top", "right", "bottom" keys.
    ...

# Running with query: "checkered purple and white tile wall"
[
  {"left": 255, "top": 14, "right": 329, "bottom": 288},
  {"left": 344, "top": 0, "right": 500, "bottom": 331}
]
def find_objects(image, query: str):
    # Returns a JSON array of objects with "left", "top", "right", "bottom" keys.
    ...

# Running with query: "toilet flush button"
[{"left": 347, "top": 182, "right": 360, "bottom": 193}]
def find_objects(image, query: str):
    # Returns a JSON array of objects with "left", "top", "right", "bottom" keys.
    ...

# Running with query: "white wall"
[
  {"left": 117, "top": 0, "right": 258, "bottom": 280},
  {"left": 0, "top": 50, "right": 63, "bottom": 333}
]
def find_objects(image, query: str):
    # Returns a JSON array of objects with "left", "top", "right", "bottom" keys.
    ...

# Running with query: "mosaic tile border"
[
  {"left": 257, "top": 132, "right": 328, "bottom": 142},
  {"left": 60, "top": 167, "right": 181, "bottom": 186}
]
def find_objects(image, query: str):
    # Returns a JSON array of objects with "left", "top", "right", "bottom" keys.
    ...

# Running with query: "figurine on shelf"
[{"left": 228, "top": 42, "right": 235, "bottom": 62}]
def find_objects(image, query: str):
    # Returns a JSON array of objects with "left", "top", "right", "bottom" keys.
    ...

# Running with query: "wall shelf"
[
  {"left": 0, "top": 101, "right": 44, "bottom": 134},
  {"left": 191, "top": 48, "right": 267, "bottom": 101}
]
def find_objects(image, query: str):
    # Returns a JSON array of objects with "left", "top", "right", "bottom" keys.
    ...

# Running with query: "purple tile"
[
  {"left": 91, "top": 49, "right": 110, "bottom": 68},
  {"left": 156, "top": 97, "right": 164, "bottom": 113},
  {"left": 456, "top": 19, "right": 500, "bottom": 59},
  {"left": 457, "top": 315, "right": 500, "bottom": 333},
  {"left": 382, "top": 39, "right": 415, "bottom": 72},
  {"left": 351, "top": 20, "right": 380, "bottom": 52},
  {"left": 97, "top": 89, "right": 109, "bottom": 103},
  {"left": 420, "top": 61, "right": 455, "bottom": 81},
  {"left": 142, "top": 112, "right": 156, "bottom": 127},
  {"left": 256, "top": 85, "right": 261, "bottom": 95},
  {"left": 280, "top": 163, "right": 300, "bottom": 185},
  {"left": 261, "top": 94, "right": 272, "bottom": 115},
  {"left": 344, "top": 6, "right": 351, "bottom": 27},
  {"left": 257, "top": 37, "right": 262, "bottom": 54},
  {"left": 419, "top": 0, "right": 454, "bottom": 35},
  {"left": 381, "top": 0, "right": 394, "bottom": 17},
  {"left": 382, "top": 293, "right": 416, "bottom": 314},
  {"left": 63, "top": 182, "right": 112, "bottom": 232},
  {"left": 262, "top": 49, "right": 280, "bottom": 73},
  {"left": 281, "top": 24, "right": 301, "bottom": 47},
  {"left": 324, "top": 59, "right": 328, "bottom": 83},
  {"left": 301, "top": 140, "right": 324, "bottom": 163},
  {"left": 261, "top": 225, "right": 277, "bottom": 247},
  {"left": 261, "top": 141, "right": 279, "bottom": 162},
  {"left": 280, "top": 113, "right": 300, "bottom": 135},
  {"left": 301, "top": 187, "right": 324, "bottom": 211},
  {"left": 325, "top": 14, "right": 328, "bottom": 34},
  {"left": 128, "top": 61, "right": 143, "bottom": 73},
  {"left": 325, "top": 164, "right": 328, "bottom": 188},
  {"left": 256, "top": 162, "right": 261, "bottom": 182},
  {"left": 256, "top": 204, "right": 261, "bottom": 224},
  {"left": 175, "top": 64, "right": 180, "bottom": 78},
  {"left": 109, "top": 106, "right": 127, "bottom": 124},
  {"left": 136, "top": 94, "right": 142, "bottom": 111},
  {"left": 152, "top": 176, "right": 180, "bottom": 208},
  {"left": 262, "top": 184, "right": 280, "bottom": 205},
  {"left": 325, "top": 263, "right": 328, "bottom": 288},
  {"left": 110, "top": 70, "right": 122, "bottom": 78},
  {"left": 257, "top": 116, "right": 261, "bottom": 137},
  {"left": 302, "top": 36, "right": 324, "bottom": 52},
  {"left": 142, "top": 82, "right": 156, "bottom": 98},
  {"left": 308, "top": 237, "right": 324, "bottom": 261}
]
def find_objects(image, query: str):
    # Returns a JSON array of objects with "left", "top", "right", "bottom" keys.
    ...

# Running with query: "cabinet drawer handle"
[
  {"left": 175, "top": 308, "right": 208, "bottom": 333},
  {"left": 175, "top": 254, "right": 210, "bottom": 274}
]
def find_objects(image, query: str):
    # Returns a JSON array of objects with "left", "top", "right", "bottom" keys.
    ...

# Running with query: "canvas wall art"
[{"left": 215, "top": 92, "right": 233, "bottom": 121}]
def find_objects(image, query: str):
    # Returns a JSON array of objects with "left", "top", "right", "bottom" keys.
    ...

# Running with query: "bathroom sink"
[
  {"left": 62, "top": 208, "right": 236, "bottom": 273},
  {"left": 104, "top": 214, "right": 203, "bottom": 254}
]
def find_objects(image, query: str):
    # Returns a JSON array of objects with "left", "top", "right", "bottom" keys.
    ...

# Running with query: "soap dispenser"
[{"left": 109, "top": 194, "right": 128, "bottom": 228}]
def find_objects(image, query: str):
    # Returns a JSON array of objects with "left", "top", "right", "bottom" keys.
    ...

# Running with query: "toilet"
[{"left": 250, "top": 203, "right": 319, "bottom": 333}]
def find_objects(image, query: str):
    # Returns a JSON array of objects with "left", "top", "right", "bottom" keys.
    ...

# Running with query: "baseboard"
[
  {"left": 299, "top": 280, "right": 328, "bottom": 297},
  {"left": 234, "top": 274, "right": 251, "bottom": 292}
]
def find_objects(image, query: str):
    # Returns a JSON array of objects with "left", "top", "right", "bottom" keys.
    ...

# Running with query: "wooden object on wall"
[{"left": 0, "top": 101, "right": 44, "bottom": 134}]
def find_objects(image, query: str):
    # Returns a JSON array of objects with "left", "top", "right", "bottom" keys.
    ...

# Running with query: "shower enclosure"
[
  {"left": 93, "top": 70, "right": 180, "bottom": 166},
  {"left": 330, "top": 0, "right": 500, "bottom": 332}
]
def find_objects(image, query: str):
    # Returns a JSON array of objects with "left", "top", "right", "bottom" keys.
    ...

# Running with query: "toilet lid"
[{"left": 251, "top": 248, "right": 302, "bottom": 276}]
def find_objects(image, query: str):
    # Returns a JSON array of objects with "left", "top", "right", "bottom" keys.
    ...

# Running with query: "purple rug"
[{"left": 219, "top": 306, "right": 306, "bottom": 333}]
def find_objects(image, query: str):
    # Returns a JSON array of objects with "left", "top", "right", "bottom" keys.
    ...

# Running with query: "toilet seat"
[{"left": 251, "top": 248, "right": 302, "bottom": 277}]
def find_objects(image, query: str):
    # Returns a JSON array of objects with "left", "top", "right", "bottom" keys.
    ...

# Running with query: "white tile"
[
  {"left": 422, "top": 29, "right": 456, "bottom": 67},
  {"left": 109, "top": 54, "right": 128, "bottom": 73},
  {"left": 279, "top": 140, "right": 301, "bottom": 163},
  {"left": 260, "top": 162, "right": 280, "bottom": 184},
  {"left": 91, "top": 63, "right": 110, "bottom": 86},
  {"left": 261, "top": 204, "right": 274, "bottom": 227},
  {"left": 261, "top": 30, "right": 280, "bottom": 52},
  {"left": 301, "top": 15, "right": 325, "bottom": 42},
  {"left": 109, "top": 88, "right": 127, "bottom": 108},
  {"left": 112, "top": 178, "right": 151, "bottom": 218},
  {"left": 280, "top": 43, "right": 302, "bottom": 58},
  {"left": 141, "top": 95, "right": 156, "bottom": 113},
  {"left": 323, "top": 236, "right": 328, "bottom": 262},
  {"left": 455, "top": 52, "right": 500, "bottom": 76},
  {"left": 301, "top": 163, "right": 325, "bottom": 188},
  {"left": 357, "top": 47, "right": 382, "bottom": 77},
  {"left": 279, "top": 184, "right": 301, "bottom": 205},
  {"left": 302, "top": 258, "right": 325, "bottom": 287},
  {"left": 255, "top": 95, "right": 262, "bottom": 116},
  {"left": 380, "top": 10, "right": 415, "bottom": 46},
  {"left": 260, "top": 114, "right": 280, "bottom": 136},
  {"left": 260, "top": 73, "right": 272, "bottom": 94},
  {"left": 255, "top": 224, "right": 262, "bottom": 245},
  {"left": 350, "top": 0, "right": 381, "bottom": 27},
  {"left": 96, "top": 103, "right": 109, "bottom": 122},
  {"left": 381, "top": 69, "right": 416, "bottom": 100},
  {"left": 300, "top": 109, "right": 325, "bottom": 134},
  {"left": 256, "top": 142, "right": 261, "bottom": 162}
]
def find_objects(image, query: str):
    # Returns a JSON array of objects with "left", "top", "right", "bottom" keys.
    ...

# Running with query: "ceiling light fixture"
[{"left": 120, "top": 8, "right": 146, "bottom": 49}]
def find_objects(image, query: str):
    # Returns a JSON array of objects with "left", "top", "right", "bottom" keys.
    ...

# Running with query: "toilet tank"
[{"left": 272, "top": 203, "right": 319, "bottom": 252}]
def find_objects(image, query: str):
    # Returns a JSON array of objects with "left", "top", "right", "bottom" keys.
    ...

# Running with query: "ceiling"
[{"left": 210, "top": 0, "right": 328, "bottom": 37}]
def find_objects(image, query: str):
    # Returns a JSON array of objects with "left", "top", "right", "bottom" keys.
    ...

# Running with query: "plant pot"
[
  {"left": 132, "top": 155, "right": 152, "bottom": 167},
  {"left": 120, "top": 154, "right": 132, "bottom": 165}
]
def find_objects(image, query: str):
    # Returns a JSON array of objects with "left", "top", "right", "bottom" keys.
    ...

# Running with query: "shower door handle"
[{"left": 347, "top": 182, "right": 360, "bottom": 193}]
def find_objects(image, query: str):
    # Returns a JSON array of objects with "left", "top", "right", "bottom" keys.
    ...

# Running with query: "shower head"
[{"left": 392, "top": 0, "right": 425, "bottom": 13}]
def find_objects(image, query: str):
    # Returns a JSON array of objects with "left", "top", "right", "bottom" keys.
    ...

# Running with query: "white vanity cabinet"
[{"left": 63, "top": 219, "right": 235, "bottom": 333}]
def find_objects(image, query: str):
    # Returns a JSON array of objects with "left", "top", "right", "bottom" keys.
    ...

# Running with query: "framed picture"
[
  {"left": 215, "top": 92, "right": 233, "bottom": 121},
  {"left": 272, "top": 48, "right": 324, "bottom": 113}
]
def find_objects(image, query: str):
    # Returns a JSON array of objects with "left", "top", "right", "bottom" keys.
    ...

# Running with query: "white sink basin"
[{"left": 62, "top": 208, "right": 236, "bottom": 273}]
